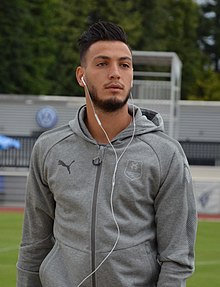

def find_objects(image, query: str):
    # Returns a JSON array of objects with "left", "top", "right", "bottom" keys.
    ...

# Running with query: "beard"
[{"left": 88, "top": 87, "right": 130, "bottom": 113}]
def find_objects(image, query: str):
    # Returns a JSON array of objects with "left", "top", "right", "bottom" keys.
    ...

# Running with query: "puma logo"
[{"left": 58, "top": 159, "right": 75, "bottom": 174}]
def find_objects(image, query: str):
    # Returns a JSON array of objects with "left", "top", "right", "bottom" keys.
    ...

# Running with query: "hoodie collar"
[{"left": 69, "top": 104, "right": 164, "bottom": 143}]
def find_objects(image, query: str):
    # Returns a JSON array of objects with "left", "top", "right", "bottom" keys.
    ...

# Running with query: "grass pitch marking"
[{"left": 0, "top": 246, "right": 19, "bottom": 253}]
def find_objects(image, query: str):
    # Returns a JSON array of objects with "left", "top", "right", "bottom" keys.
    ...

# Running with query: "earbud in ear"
[
  {"left": 81, "top": 76, "right": 86, "bottom": 87},
  {"left": 130, "top": 79, "right": 133, "bottom": 88}
]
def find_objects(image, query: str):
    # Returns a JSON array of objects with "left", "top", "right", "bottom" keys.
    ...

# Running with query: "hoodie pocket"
[
  {"left": 39, "top": 240, "right": 59, "bottom": 283},
  {"left": 39, "top": 241, "right": 92, "bottom": 287},
  {"left": 97, "top": 241, "right": 160, "bottom": 287},
  {"left": 134, "top": 242, "right": 160, "bottom": 286}
]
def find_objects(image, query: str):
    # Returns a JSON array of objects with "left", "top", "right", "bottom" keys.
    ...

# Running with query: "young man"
[{"left": 17, "top": 21, "right": 197, "bottom": 287}]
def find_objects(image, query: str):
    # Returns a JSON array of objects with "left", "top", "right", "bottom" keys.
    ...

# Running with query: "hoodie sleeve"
[
  {"left": 16, "top": 140, "right": 55, "bottom": 287},
  {"left": 154, "top": 147, "right": 197, "bottom": 287}
]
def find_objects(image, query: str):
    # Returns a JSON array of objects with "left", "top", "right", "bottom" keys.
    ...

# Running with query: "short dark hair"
[{"left": 78, "top": 21, "right": 130, "bottom": 65}]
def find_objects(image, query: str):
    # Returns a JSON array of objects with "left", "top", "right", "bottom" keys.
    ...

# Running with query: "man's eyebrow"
[
  {"left": 94, "top": 55, "right": 132, "bottom": 61},
  {"left": 120, "top": 56, "right": 132, "bottom": 62}
]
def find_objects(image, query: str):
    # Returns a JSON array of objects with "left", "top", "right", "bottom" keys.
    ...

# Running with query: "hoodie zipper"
[{"left": 91, "top": 146, "right": 105, "bottom": 287}]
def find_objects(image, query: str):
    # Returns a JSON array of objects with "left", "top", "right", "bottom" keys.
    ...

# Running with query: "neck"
[{"left": 85, "top": 102, "right": 132, "bottom": 144}]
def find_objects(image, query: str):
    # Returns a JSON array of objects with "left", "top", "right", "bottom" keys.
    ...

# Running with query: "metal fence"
[
  {"left": 179, "top": 141, "right": 220, "bottom": 166},
  {"left": 1, "top": 136, "right": 220, "bottom": 168},
  {"left": 0, "top": 136, "right": 37, "bottom": 167}
]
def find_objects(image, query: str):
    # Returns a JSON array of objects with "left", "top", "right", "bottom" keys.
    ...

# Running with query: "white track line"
[
  {"left": 0, "top": 246, "right": 19, "bottom": 253},
  {"left": 196, "top": 260, "right": 220, "bottom": 266}
]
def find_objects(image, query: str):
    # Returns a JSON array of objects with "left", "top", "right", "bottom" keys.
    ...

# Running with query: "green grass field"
[
  {"left": 0, "top": 212, "right": 220, "bottom": 287},
  {"left": 0, "top": 212, "right": 23, "bottom": 287},
  {"left": 187, "top": 220, "right": 220, "bottom": 287}
]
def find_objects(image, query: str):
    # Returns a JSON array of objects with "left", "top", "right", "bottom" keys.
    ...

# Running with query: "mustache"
[{"left": 104, "top": 82, "right": 124, "bottom": 89}]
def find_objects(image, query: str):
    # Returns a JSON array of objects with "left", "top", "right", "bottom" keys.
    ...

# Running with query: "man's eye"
[
  {"left": 97, "top": 62, "right": 107, "bottom": 67},
  {"left": 121, "top": 63, "right": 130, "bottom": 68}
]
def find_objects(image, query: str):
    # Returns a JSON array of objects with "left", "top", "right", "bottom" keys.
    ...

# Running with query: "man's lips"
[{"left": 105, "top": 83, "right": 123, "bottom": 90}]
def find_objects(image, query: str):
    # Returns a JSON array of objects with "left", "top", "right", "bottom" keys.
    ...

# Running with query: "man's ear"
[{"left": 76, "top": 66, "right": 85, "bottom": 87}]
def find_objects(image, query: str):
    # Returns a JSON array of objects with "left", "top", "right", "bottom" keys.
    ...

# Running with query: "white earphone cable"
[{"left": 76, "top": 81, "right": 135, "bottom": 287}]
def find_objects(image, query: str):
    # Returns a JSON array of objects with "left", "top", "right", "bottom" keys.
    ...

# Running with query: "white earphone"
[
  {"left": 76, "top": 74, "right": 136, "bottom": 287},
  {"left": 81, "top": 76, "right": 86, "bottom": 87}
]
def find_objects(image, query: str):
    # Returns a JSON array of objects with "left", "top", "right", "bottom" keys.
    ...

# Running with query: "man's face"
[{"left": 81, "top": 40, "right": 133, "bottom": 112}]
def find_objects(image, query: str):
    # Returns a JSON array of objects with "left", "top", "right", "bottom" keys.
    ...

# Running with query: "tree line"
[{"left": 0, "top": 0, "right": 219, "bottom": 100}]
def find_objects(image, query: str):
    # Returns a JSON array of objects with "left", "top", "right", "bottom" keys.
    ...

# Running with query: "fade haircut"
[{"left": 78, "top": 21, "right": 131, "bottom": 65}]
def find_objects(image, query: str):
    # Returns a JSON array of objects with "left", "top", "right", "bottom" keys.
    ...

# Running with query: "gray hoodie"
[{"left": 17, "top": 105, "right": 197, "bottom": 287}]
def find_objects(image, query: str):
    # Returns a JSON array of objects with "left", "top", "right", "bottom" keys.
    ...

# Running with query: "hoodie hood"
[{"left": 69, "top": 104, "right": 164, "bottom": 143}]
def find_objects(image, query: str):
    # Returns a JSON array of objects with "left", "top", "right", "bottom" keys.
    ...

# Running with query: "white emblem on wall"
[
  {"left": 36, "top": 106, "right": 58, "bottom": 129},
  {"left": 194, "top": 181, "right": 220, "bottom": 214}
]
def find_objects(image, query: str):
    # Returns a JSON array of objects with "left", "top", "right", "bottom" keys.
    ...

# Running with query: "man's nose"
[{"left": 108, "top": 63, "right": 120, "bottom": 79}]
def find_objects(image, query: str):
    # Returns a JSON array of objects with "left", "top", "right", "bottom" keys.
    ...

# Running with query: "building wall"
[
  {"left": 0, "top": 95, "right": 85, "bottom": 136},
  {"left": 1, "top": 95, "right": 220, "bottom": 142},
  {"left": 178, "top": 101, "right": 220, "bottom": 142}
]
